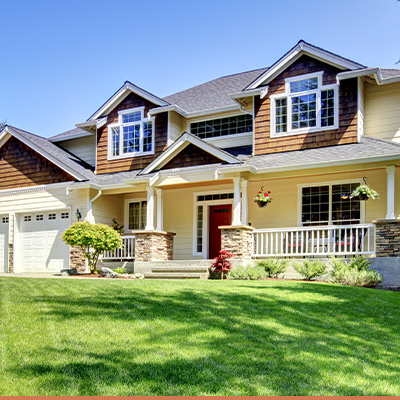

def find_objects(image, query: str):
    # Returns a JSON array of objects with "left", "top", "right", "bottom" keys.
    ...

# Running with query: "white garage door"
[
  {"left": 0, "top": 215, "right": 9, "bottom": 273},
  {"left": 20, "top": 210, "right": 71, "bottom": 272}
]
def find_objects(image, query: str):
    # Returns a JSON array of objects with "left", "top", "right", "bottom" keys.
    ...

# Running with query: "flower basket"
[
  {"left": 350, "top": 183, "right": 379, "bottom": 201},
  {"left": 254, "top": 188, "right": 272, "bottom": 207},
  {"left": 358, "top": 193, "right": 369, "bottom": 201},
  {"left": 257, "top": 201, "right": 268, "bottom": 208}
]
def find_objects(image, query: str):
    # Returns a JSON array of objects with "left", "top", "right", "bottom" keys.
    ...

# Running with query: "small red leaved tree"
[{"left": 210, "top": 250, "right": 234, "bottom": 279}]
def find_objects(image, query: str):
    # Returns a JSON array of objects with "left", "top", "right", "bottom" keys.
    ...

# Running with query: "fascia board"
[
  {"left": 187, "top": 105, "right": 240, "bottom": 118},
  {"left": 148, "top": 105, "right": 188, "bottom": 118},
  {"left": 50, "top": 131, "right": 95, "bottom": 143},
  {"left": 7, "top": 127, "right": 86, "bottom": 181}
]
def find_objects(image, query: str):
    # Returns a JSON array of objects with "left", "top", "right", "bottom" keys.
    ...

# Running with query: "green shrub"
[
  {"left": 114, "top": 267, "right": 126, "bottom": 275},
  {"left": 256, "top": 258, "right": 288, "bottom": 278},
  {"left": 293, "top": 260, "right": 327, "bottom": 281},
  {"left": 330, "top": 255, "right": 382, "bottom": 288},
  {"left": 228, "top": 264, "right": 267, "bottom": 280},
  {"left": 62, "top": 222, "right": 122, "bottom": 273}
]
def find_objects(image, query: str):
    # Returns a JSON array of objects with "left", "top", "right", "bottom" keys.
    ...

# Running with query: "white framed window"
[
  {"left": 124, "top": 199, "right": 147, "bottom": 231},
  {"left": 61, "top": 212, "right": 69, "bottom": 219},
  {"left": 2, "top": 217, "right": 8, "bottom": 224},
  {"left": 271, "top": 72, "right": 338, "bottom": 137},
  {"left": 36, "top": 214, "right": 44, "bottom": 221},
  {"left": 48, "top": 213, "right": 56, "bottom": 220},
  {"left": 24, "top": 216, "right": 32, "bottom": 222},
  {"left": 298, "top": 180, "right": 365, "bottom": 227},
  {"left": 108, "top": 107, "right": 155, "bottom": 160}
]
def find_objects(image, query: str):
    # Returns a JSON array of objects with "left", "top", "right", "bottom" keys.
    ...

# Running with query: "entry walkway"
[{"left": 0, "top": 272, "right": 64, "bottom": 278}]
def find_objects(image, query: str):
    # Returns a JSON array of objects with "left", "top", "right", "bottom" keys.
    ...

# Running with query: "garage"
[
  {"left": 0, "top": 215, "right": 9, "bottom": 273},
  {"left": 17, "top": 210, "right": 71, "bottom": 272}
]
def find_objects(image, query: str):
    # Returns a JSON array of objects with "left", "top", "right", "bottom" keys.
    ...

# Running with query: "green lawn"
[{"left": 0, "top": 278, "right": 399, "bottom": 395}]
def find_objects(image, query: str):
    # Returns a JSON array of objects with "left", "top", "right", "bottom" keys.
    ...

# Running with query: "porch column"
[
  {"left": 232, "top": 177, "right": 242, "bottom": 226},
  {"left": 241, "top": 179, "right": 249, "bottom": 226},
  {"left": 156, "top": 188, "right": 164, "bottom": 231},
  {"left": 145, "top": 186, "right": 155, "bottom": 231},
  {"left": 386, "top": 166, "right": 396, "bottom": 220}
]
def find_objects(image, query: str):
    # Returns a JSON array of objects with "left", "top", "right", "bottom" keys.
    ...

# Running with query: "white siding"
[
  {"left": 57, "top": 135, "right": 96, "bottom": 166},
  {"left": 91, "top": 191, "right": 124, "bottom": 227},
  {"left": 169, "top": 111, "right": 185, "bottom": 144},
  {"left": 364, "top": 82, "right": 400, "bottom": 142}
]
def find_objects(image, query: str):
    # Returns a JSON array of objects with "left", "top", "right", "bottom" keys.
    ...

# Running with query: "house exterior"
[{"left": 1, "top": 40, "right": 400, "bottom": 275}]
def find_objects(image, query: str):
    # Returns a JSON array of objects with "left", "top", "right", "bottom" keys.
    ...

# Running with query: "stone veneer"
[
  {"left": 70, "top": 246, "right": 87, "bottom": 272},
  {"left": 8, "top": 243, "right": 13, "bottom": 273},
  {"left": 220, "top": 225, "right": 254, "bottom": 260},
  {"left": 134, "top": 230, "right": 176, "bottom": 262},
  {"left": 374, "top": 219, "right": 400, "bottom": 257}
]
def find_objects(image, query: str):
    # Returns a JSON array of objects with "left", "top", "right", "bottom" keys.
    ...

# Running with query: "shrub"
[
  {"left": 293, "top": 260, "right": 327, "bottom": 281},
  {"left": 330, "top": 255, "right": 382, "bottom": 288},
  {"left": 62, "top": 222, "right": 122, "bottom": 273},
  {"left": 228, "top": 264, "right": 268, "bottom": 280},
  {"left": 256, "top": 258, "right": 288, "bottom": 278},
  {"left": 114, "top": 267, "right": 126, "bottom": 275},
  {"left": 209, "top": 250, "right": 234, "bottom": 279}
]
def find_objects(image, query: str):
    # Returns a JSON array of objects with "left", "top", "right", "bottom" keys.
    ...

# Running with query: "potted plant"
[
  {"left": 254, "top": 189, "right": 272, "bottom": 208},
  {"left": 350, "top": 184, "right": 379, "bottom": 201}
]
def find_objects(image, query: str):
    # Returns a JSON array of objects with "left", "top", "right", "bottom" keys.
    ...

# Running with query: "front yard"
[{"left": 0, "top": 277, "right": 399, "bottom": 395}]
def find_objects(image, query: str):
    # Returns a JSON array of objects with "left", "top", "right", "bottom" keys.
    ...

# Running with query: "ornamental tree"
[
  {"left": 62, "top": 222, "right": 122, "bottom": 273},
  {"left": 210, "top": 250, "right": 234, "bottom": 279}
]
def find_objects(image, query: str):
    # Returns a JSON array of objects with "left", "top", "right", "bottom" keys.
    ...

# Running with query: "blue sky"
[{"left": 0, "top": 0, "right": 399, "bottom": 137}]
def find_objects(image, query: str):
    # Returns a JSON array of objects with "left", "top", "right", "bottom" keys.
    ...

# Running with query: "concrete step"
[
  {"left": 144, "top": 272, "right": 208, "bottom": 279},
  {"left": 151, "top": 266, "right": 209, "bottom": 273}
]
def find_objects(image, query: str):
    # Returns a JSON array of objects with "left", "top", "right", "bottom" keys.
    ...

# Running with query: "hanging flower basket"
[
  {"left": 254, "top": 187, "right": 272, "bottom": 208},
  {"left": 350, "top": 178, "right": 379, "bottom": 201}
]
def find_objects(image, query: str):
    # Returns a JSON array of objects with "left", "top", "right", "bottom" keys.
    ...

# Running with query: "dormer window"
[
  {"left": 270, "top": 72, "right": 338, "bottom": 137},
  {"left": 108, "top": 107, "right": 154, "bottom": 159}
]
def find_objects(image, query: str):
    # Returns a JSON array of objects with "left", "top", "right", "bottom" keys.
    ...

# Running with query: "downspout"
[{"left": 88, "top": 188, "right": 102, "bottom": 223}]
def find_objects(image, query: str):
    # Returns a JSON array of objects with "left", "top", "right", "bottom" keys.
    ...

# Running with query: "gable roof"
[
  {"left": 162, "top": 68, "right": 267, "bottom": 114},
  {"left": 140, "top": 132, "right": 241, "bottom": 175},
  {"left": 338, "top": 67, "right": 400, "bottom": 85},
  {"left": 88, "top": 81, "right": 170, "bottom": 121},
  {"left": 245, "top": 40, "right": 365, "bottom": 90},
  {"left": 0, "top": 125, "right": 96, "bottom": 182},
  {"left": 49, "top": 127, "right": 94, "bottom": 142}
]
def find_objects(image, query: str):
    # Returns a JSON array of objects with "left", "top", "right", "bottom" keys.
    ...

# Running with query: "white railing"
[
  {"left": 102, "top": 235, "right": 136, "bottom": 260},
  {"left": 252, "top": 224, "right": 376, "bottom": 258}
]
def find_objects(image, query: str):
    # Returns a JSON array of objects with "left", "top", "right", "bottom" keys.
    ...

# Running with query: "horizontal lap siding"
[
  {"left": 254, "top": 55, "right": 358, "bottom": 155},
  {"left": 96, "top": 93, "right": 168, "bottom": 174},
  {"left": 0, "top": 137, "right": 75, "bottom": 189}
]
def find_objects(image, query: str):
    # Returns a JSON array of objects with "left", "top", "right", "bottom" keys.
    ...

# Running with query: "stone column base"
[
  {"left": 70, "top": 246, "right": 87, "bottom": 272},
  {"left": 373, "top": 219, "right": 400, "bottom": 257},
  {"left": 8, "top": 243, "right": 13, "bottom": 273},
  {"left": 134, "top": 230, "right": 176, "bottom": 262},
  {"left": 219, "top": 225, "right": 254, "bottom": 261}
]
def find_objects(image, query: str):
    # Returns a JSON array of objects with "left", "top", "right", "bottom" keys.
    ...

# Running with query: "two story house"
[{"left": 1, "top": 40, "right": 400, "bottom": 275}]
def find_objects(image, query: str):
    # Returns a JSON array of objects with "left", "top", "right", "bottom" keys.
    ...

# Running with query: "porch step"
[
  {"left": 141, "top": 260, "right": 212, "bottom": 279},
  {"left": 144, "top": 272, "right": 208, "bottom": 279}
]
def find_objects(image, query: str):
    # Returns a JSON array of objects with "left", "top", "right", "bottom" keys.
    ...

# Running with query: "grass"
[{"left": 0, "top": 278, "right": 399, "bottom": 395}]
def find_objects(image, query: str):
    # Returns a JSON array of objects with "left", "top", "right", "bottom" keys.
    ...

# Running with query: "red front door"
[{"left": 209, "top": 204, "right": 232, "bottom": 259}]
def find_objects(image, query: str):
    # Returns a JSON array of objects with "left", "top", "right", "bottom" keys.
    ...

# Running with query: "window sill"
[
  {"left": 108, "top": 151, "right": 155, "bottom": 161},
  {"left": 270, "top": 125, "right": 338, "bottom": 138}
]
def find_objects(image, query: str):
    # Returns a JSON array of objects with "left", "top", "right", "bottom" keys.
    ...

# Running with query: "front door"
[{"left": 209, "top": 204, "right": 232, "bottom": 259}]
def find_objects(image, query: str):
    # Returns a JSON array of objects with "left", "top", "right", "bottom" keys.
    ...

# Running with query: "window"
[
  {"left": 2, "top": 217, "right": 8, "bottom": 224},
  {"left": 36, "top": 215, "right": 43, "bottom": 221},
  {"left": 108, "top": 107, "right": 154, "bottom": 159},
  {"left": 128, "top": 201, "right": 147, "bottom": 230},
  {"left": 301, "top": 183, "right": 361, "bottom": 226},
  {"left": 61, "top": 212, "right": 69, "bottom": 219},
  {"left": 48, "top": 214, "right": 56, "bottom": 220},
  {"left": 190, "top": 114, "right": 253, "bottom": 139},
  {"left": 272, "top": 72, "right": 338, "bottom": 136},
  {"left": 196, "top": 206, "right": 203, "bottom": 253},
  {"left": 24, "top": 216, "right": 32, "bottom": 222}
]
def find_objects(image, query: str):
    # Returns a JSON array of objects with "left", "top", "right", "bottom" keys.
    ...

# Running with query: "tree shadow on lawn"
[{"left": 7, "top": 280, "right": 400, "bottom": 395}]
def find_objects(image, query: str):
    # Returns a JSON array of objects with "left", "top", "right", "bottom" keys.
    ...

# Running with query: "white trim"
[
  {"left": 146, "top": 186, "right": 155, "bottom": 231},
  {"left": 140, "top": 132, "right": 240, "bottom": 175},
  {"left": 0, "top": 181, "right": 75, "bottom": 196},
  {"left": 248, "top": 41, "right": 364, "bottom": 90},
  {"left": 357, "top": 77, "right": 364, "bottom": 142},
  {"left": 338, "top": 68, "right": 400, "bottom": 86},
  {"left": 89, "top": 82, "right": 169, "bottom": 121},
  {"left": 297, "top": 179, "right": 365, "bottom": 226},
  {"left": 193, "top": 189, "right": 234, "bottom": 258},
  {"left": 186, "top": 105, "right": 241, "bottom": 118},
  {"left": 3, "top": 127, "right": 86, "bottom": 181},
  {"left": 50, "top": 131, "right": 95, "bottom": 143},
  {"left": 148, "top": 104, "right": 188, "bottom": 118},
  {"left": 386, "top": 165, "right": 396, "bottom": 220},
  {"left": 107, "top": 107, "right": 155, "bottom": 160},
  {"left": 232, "top": 177, "right": 242, "bottom": 225},
  {"left": 156, "top": 188, "right": 164, "bottom": 231},
  {"left": 124, "top": 197, "right": 147, "bottom": 233},
  {"left": 270, "top": 72, "right": 339, "bottom": 137}
]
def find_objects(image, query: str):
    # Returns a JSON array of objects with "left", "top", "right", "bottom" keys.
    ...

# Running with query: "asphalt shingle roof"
[
  {"left": 49, "top": 127, "right": 93, "bottom": 142},
  {"left": 162, "top": 68, "right": 267, "bottom": 113},
  {"left": 381, "top": 69, "right": 400, "bottom": 79}
]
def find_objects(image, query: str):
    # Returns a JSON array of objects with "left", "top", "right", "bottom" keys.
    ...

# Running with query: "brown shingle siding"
[
  {"left": 96, "top": 92, "right": 168, "bottom": 174},
  {"left": 254, "top": 55, "right": 358, "bottom": 155}
]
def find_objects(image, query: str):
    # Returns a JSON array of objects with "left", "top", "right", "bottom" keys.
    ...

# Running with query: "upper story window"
[
  {"left": 108, "top": 107, "right": 154, "bottom": 159},
  {"left": 190, "top": 114, "right": 253, "bottom": 139},
  {"left": 271, "top": 72, "right": 338, "bottom": 137}
]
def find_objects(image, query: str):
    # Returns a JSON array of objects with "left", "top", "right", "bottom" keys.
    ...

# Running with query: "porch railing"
[
  {"left": 102, "top": 235, "right": 136, "bottom": 260},
  {"left": 252, "top": 224, "right": 376, "bottom": 258}
]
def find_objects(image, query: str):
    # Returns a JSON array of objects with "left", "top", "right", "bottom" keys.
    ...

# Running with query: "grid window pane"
[
  {"left": 122, "top": 111, "right": 141, "bottom": 124},
  {"left": 111, "top": 127, "right": 120, "bottom": 157},
  {"left": 321, "top": 89, "right": 335, "bottom": 127},
  {"left": 290, "top": 77, "right": 318, "bottom": 93},
  {"left": 129, "top": 202, "right": 140, "bottom": 230},
  {"left": 191, "top": 114, "right": 253, "bottom": 139},
  {"left": 275, "top": 98, "right": 287, "bottom": 133},
  {"left": 292, "top": 94, "right": 316, "bottom": 129},
  {"left": 143, "top": 122, "right": 152, "bottom": 152},
  {"left": 197, "top": 206, "right": 203, "bottom": 253},
  {"left": 123, "top": 125, "right": 140, "bottom": 153}
]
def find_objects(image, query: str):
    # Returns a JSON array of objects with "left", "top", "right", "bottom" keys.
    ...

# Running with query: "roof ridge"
[{"left": 362, "top": 135, "right": 400, "bottom": 148}]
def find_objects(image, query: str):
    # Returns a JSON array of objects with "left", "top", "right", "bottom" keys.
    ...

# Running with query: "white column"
[
  {"left": 386, "top": 166, "right": 396, "bottom": 219},
  {"left": 232, "top": 177, "right": 242, "bottom": 226},
  {"left": 146, "top": 186, "right": 155, "bottom": 230},
  {"left": 241, "top": 179, "right": 249, "bottom": 226},
  {"left": 156, "top": 188, "right": 164, "bottom": 231}
]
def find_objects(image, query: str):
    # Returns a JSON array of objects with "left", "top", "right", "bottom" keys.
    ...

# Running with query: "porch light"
[{"left": 75, "top": 209, "right": 82, "bottom": 222}]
